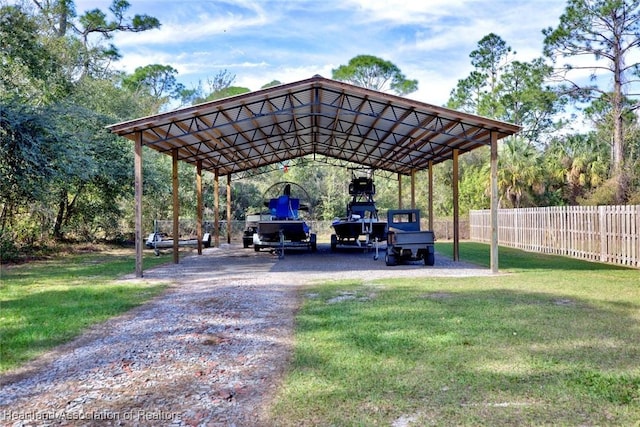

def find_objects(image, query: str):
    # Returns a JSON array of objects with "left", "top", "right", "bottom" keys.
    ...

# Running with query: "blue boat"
[{"left": 252, "top": 183, "right": 317, "bottom": 257}]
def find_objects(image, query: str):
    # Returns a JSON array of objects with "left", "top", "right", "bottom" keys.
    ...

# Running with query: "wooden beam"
[
  {"left": 490, "top": 132, "right": 499, "bottom": 273},
  {"left": 214, "top": 169, "right": 220, "bottom": 247},
  {"left": 196, "top": 160, "right": 203, "bottom": 255},
  {"left": 428, "top": 160, "right": 434, "bottom": 231},
  {"left": 226, "top": 174, "right": 232, "bottom": 244},
  {"left": 453, "top": 148, "right": 460, "bottom": 261},
  {"left": 410, "top": 169, "right": 416, "bottom": 209},
  {"left": 134, "top": 132, "right": 143, "bottom": 278},
  {"left": 398, "top": 173, "right": 403, "bottom": 209},
  {"left": 172, "top": 148, "right": 179, "bottom": 264}
]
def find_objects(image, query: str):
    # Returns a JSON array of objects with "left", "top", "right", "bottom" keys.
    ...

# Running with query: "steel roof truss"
[{"left": 108, "top": 76, "right": 520, "bottom": 177}]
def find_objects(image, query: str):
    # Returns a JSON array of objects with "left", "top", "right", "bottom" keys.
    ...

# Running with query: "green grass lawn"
[
  {"left": 267, "top": 242, "right": 640, "bottom": 426},
  {"left": 0, "top": 246, "right": 172, "bottom": 372}
]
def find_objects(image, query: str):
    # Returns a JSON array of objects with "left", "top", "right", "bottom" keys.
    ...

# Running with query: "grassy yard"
[
  {"left": 267, "top": 242, "right": 640, "bottom": 426},
  {"left": 0, "top": 246, "right": 173, "bottom": 372}
]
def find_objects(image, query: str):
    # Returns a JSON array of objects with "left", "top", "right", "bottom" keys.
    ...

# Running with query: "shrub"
[{"left": 0, "top": 232, "right": 19, "bottom": 262}]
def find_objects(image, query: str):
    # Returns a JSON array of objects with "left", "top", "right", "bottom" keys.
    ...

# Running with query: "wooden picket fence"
[{"left": 469, "top": 205, "right": 640, "bottom": 268}]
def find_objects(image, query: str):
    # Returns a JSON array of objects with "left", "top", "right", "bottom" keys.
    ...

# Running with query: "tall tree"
[
  {"left": 1, "top": 1, "right": 166, "bottom": 247},
  {"left": 32, "top": 0, "right": 160, "bottom": 77},
  {"left": 0, "top": 4, "right": 69, "bottom": 104},
  {"left": 0, "top": 102, "right": 57, "bottom": 231},
  {"left": 121, "top": 64, "right": 195, "bottom": 110},
  {"left": 448, "top": 33, "right": 513, "bottom": 117},
  {"left": 261, "top": 80, "right": 282, "bottom": 89},
  {"left": 470, "top": 33, "right": 513, "bottom": 117},
  {"left": 199, "top": 86, "right": 250, "bottom": 103},
  {"left": 447, "top": 71, "right": 487, "bottom": 115},
  {"left": 500, "top": 58, "right": 563, "bottom": 142},
  {"left": 192, "top": 69, "right": 238, "bottom": 103},
  {"left": 332, "top": 55, "right": 418, "bottom": 95},
  {"left": 446, "top": 34, "right": 562, "bottom": 212},
  {"left": 448, "top": 34, "right": 560, "bottom": 142},
  {"left": 543, "top": 0, "right": 640, "bottom": 202}
]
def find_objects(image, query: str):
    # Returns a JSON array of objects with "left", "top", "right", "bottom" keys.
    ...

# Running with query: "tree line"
[{"left": 1, "top": 0, "right": 639, "bottom": 260}]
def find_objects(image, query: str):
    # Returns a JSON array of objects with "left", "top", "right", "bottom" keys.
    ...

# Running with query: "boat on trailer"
[
  {"left": 252, "top": 182, "right": 317, "bottom": 258},
  {"left": 145, "top": 233, "right": 211, "bottom": 249},
  {"left": 146, "top": 219, "right": 212, "bottom": 255},
  {"left": 331, "top": 176, "right": 387, "bottom": 251}
]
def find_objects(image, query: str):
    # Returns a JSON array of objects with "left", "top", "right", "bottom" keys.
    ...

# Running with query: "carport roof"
[{"left": 107, "top": 75, "right": 520, "bottom": 177}]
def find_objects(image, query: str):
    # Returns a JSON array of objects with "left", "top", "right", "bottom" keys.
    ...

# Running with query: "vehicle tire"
[
  {"left": 425, "top": 251, "right": 435, "bottom": 266},
  {"left": 254, "top": 245, "right": 260, "bottom": 252},
  {"left": 330, "top": 234, "right": 337, "bottom": 251},
  {"left": 385, "top": 253, "right": 397, "bottom": 266}
]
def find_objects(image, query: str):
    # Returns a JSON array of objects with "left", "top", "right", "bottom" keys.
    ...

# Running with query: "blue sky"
[{"left": 81, "top": 0, "right": 568, "bottom": 106}]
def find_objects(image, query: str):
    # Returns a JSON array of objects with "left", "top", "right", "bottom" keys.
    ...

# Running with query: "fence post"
[{"left": 598, "top": 205, "right": 606, "bottom": 263}]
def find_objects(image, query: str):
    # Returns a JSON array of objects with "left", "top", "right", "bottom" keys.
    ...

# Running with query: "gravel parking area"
[{"left": 0, "top": 244, "right": 492, "bottom": 426}]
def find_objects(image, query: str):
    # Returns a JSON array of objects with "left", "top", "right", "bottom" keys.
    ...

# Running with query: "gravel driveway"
[{"left": 0, "top": 243, "right": 492, "bottom": 426}]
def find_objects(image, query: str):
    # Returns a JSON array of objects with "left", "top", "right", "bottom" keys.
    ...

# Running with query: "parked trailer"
[
  {"left": 251, "top": 182, "right": 317, "bottom": 259},
  {"left": 385, "top": 209, "right": 435, "bottom": 266},
  {"left": 253, "top": 220, "right": 317, "bottom": 259},
  {"left": 145, "top": 232, "right": 212, "bottom": 256}
]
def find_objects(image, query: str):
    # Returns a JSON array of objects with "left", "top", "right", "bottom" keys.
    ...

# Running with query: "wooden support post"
[
  {"left": 490, "top": 132, "right": 499, "bottom": 273},
  {"left": 196, "top": 160, "right": 203, "bottom": 255},
  {"left": 453, "top": 149, "right": 460, "bottom": 261},
  {"left": 134, "top": 132, "right": 143, "bottom": 278},
  {"left": 226, "top": 174, "right": 232, "bottom": 244},
  {"left": 428, "top": 160, "right": 434, "bottom": 231},
  {"left": 172, "top": 149, "right": 180, "bottom": 264},
  {"left": 214, "top": 169, "right": 220, "bottom": 247},
  {"left": 398, "top": 173, "right": 403, "bottom": 209},
  {"left": 410, "top": 169, "right": 416, "bottom": 209}
]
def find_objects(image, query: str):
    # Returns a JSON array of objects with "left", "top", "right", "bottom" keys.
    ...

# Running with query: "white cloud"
[
  {"left": 88, "top": 0, "right": 575, "bottom": 105},
  {"left": 344, "top": 0, "right": 468, "bottom": 24},
  {"left": 113, "top": 5, "right": 270, "bottom": 47}
]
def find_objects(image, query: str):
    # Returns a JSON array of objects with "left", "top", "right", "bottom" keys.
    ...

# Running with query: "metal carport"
[{"left": 107, "top": 75, "right": 520, "bottom": 277}]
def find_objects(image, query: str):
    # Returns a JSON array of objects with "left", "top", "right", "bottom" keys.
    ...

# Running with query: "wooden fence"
[{"left": 469, "top": 205, "right": 640, "bottom": 268}]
